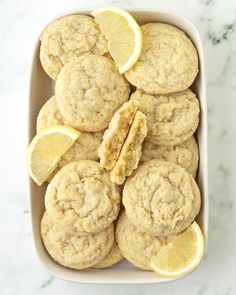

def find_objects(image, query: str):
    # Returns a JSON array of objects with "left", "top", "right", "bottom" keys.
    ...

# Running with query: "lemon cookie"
[
  {"left": 56, "top": 54, "right": 130, "bottom": 131},
  {"left": 58, "top": 131, "right": 103, "bottom": 166},
  {"left": 125, "top": 23, "right": 198, "bottom": 94},
  {"left": 123, "top": 160, "right": 201, "bottom": 236},
  {"left": 40, "top": 15, "right": 108, "bottom": 80},
  {"left": 48, "top": 131, "right": 103, "bottom": 182},
  {"left": 110, "top": 111, "right": 147, "bottom": 185},
  {"left": 94, "top": 239, "right": 123, "bottom": 268},
  {"left": 41, "top": 212, "right": 114, "bottom": 269},
  {"left": 116, "top": 212, "right": 165, "bottom": 270},
  {"left": 141, "top": 136, "right": 199, "bottom": 177},
  {"left": 36, "top": 96, "right": 64, "bottom": 133},
  {"left": 130, "top": 89, "right": 200, "bottom": 146},
  {"left": 36, "top": 97, "right": 102, "bottom": 183},
  {"left": 45, "top": 160, "right": 121, "bottom": 234},
  {"left": 98, "top": 100, "right": 138, "bottom": 170},
  {"left": 36, "top": 97, "right": 102, "bottom": 162}
]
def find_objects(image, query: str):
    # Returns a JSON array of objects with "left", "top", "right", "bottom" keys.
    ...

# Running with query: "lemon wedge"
[
  {"left": 27, "top": 126, "right": 80, "bottom": 185},
  {"left": 150, "top": 222, "right": 205, "bottom": 279},
  {"left": 92, "top": 7, "right": 142, "bottom": 73}
]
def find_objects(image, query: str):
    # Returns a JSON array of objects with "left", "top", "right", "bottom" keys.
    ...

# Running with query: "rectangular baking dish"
[{"left": 28, "top": 8, "right": 208, "bottom": 284}]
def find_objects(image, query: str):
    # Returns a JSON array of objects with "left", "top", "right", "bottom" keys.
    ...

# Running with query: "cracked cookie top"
[
  {"left": 116, "top": 212, "right": 165, "bottom": 270},
  {"left": 125, "top": 23, "right": 198, "bottom": 94},
  {"left": 45, "top": 160, "right": 121, "bottom": 234},
  {"left": 123, "top": 160, "right": 201, "bottom": 236},
  {"left": 55, "top": 54, "right": 130, "bottom": 131},
  {"left": 141, "top": 136, "right": 199, "bottom": 177},
  {"left": 130, "top": 89, "right": 200, "bottom": 146},
  {"left": 40, "top": 15, "right": 108, "bottom": 80},
  {"left": 41, "top": 212, "right": 114, "bottom": 269}
]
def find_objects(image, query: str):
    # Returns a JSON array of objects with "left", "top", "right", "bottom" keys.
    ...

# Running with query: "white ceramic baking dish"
[{"left": 28, "top": 8, "right": 208, "bottom": 284}]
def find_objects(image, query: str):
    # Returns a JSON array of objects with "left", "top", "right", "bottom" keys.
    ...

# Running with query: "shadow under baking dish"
[{"left": 28, "top": 8, "right": 208, "bottom": 284}]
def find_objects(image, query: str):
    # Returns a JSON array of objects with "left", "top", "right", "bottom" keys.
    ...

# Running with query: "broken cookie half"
[{"left": 98, "top": 100, "right": 147, "bottom": 184}]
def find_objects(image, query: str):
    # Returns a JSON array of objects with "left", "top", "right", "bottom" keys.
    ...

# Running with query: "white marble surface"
[{"left": 0, "top": 0, "right": 236, "bottom": 294}]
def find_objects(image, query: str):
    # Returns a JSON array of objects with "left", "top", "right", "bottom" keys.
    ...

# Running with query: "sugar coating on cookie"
[
  {"left": 125, "top": 23, "right": 199, "bottom": 94},
  {"left": 110, "top": 111, "right": 147, "bottom": 185},
  {"left": 141, "top": 136, "right": 199, "bottom": 177},
  {"left": 41, "top": 212, "right": 114, "bottom": 269},
  {"left": 93, "top": 239, "right": 123, "bottom": 268},
  {"left": 36, "top": 96, "right": 64, "bottom": 133},
  {"left": 40, "top": 15, "right": 108, "bottom": 80},
  {"left": 116, "top": 212, "right": 165, "bottom": 270},
  {"left": 98, "top": 100, "right": 138, "bottom": 170},
  {"left": 45, "top": 160, "right": 121, "bottom": 234},
  {"left": 123, "top": 160, "right": 201, "bottom": 236},
  {"left": 130, "top": 89, "right": 200, "bottom": 146},
  {"left": 55, "top": 54, "right": 130, "bottom": 131}
]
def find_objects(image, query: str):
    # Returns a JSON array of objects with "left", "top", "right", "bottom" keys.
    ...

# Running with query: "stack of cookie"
[{"left": 35, "top": 12, "right": 202, "bottom": 273}]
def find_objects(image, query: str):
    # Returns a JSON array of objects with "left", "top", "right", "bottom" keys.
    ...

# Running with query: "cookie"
[
  {"left": 125, "top": 23, "right": 198, "bottom": 94},
  {"left": 41, "top": 212, "right": 114, "bottom": 269},
  {"left": 40, "top": 15, "right": 108, "bottom": 80},
  {"left": 36, "top": 96, "right": 64, "bottom": 133},
  {"left": 116, "top": 212, "right": 165, "bottom": 270},
  {"left": 48, "top": 131, "right": 103, "bottom": 182},
  {"left": 110, "top": 111, "right": 147, "bottom": 185},
  {"left": 59, "top": 131, "right": 103, "bottom": 167},
  {"left": 36, "top": 96, "right": 102, "bottom": 161},
  {"left": 123, "top": 160, "right": 201, "bottom": 236},
  {"left": 94, "top": 239, "right": 123, "bottom": 268},
  {"left": 130, "top": 89, "right": 200, "bottom": 146},
  {"left": 98, "top": 100, "right": 138, "bottom": 170},
  {"left": 45, "top": 160, "right": 121, "bottom": 234},
  {"left": 141, "top": 136, "right": 199, "bottom": 177},
  {"left": 55, "top": 54, "right": 130, "bottom": 131}
]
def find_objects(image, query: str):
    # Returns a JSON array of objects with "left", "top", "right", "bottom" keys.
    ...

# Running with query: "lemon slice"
[
  {"left": 150, "top": 222, "right": 204, "bottom": 279},
  {"left": 92, "top": 7, "right": 142, "bottom": 74},
  {"left": 27, "top": 126, "right": 80, "bottom": 185}
]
